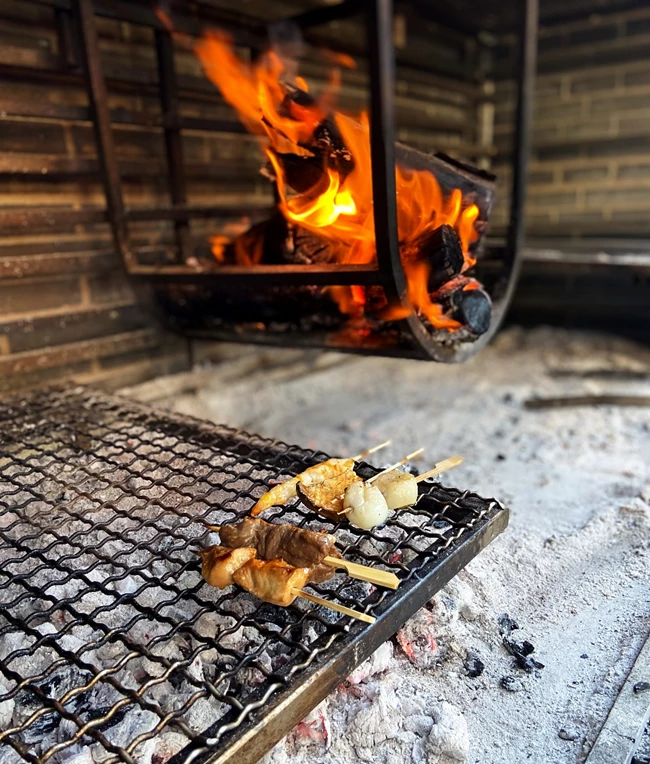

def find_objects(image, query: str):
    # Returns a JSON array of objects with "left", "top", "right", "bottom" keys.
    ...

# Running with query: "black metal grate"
[{"left": 0, "top": 386, "right": 507, "bottom": 764}]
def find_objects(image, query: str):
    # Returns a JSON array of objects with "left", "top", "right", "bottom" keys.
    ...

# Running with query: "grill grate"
[{"left": 0, "top": 386, "right": 507, "bottom": 764}]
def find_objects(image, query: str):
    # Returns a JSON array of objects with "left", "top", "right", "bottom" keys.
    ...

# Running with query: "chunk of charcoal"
[
  {"left": 516, "top": 654, "right": 545, "bottom": 672},
  {"left": 402, "top": 224, "right": 464, "bottom": 291},
  {"left": 457, "top": 289, "right": 491, "bottom": 336},
  {"left": 502, "top": 636, "right": 544, "bottom": 672},
  {"left": 633, "top": 681, "right": 650, "bottom": 695},
  {"left": 519, "top": 640, "right": 535, "bottom": 656},
  {"left": 580, "top": 653, "right": 589, "bottom": 659},
  {"left": 463, "top": 652, "right": 485, "bottom": 678},
  {"left": 558, "top": 728, "right": 579, "bottom": 741},
  {"left": 500, "top": 675, "right": 523, "bottom": 692},
  {"left": 498, "top": 613, "right": 519, "bottom": 635},
  {"left": 255, "top": 603, "right": 295, "bottom": 628}
]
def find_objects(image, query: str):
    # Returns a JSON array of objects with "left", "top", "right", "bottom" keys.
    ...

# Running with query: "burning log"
[{"left": 402, "top": 224, "right": 465, "bottom": 292}]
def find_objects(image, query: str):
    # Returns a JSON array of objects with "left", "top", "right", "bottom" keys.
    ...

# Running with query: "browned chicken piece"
[
  {"left": 251, "top": 457, "right": 355, "bottom": 515},
  {"left": 198, "top": 545, "right": 257, "bottom": 589},
  {"left": 233, "top": 557, "right": 311, "bottom": 606},
  {"left": 296, "top": 469, "right": 361, "bottom": 517}
]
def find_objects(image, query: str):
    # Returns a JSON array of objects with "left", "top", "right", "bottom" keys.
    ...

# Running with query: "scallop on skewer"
[{"left": 342, "top": 454, "right": 464, "bottom": 530}]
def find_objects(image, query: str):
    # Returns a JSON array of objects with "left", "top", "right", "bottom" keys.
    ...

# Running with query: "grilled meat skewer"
[
  {"left": 251, "top": 458, "right": 356, "bottom": 515},
  {"left": 218, "top": 516, "right": 342, "bottom": 583},
  {"left": 199, "top": 545, "right": 376, "bottom": 622},
  {"left": 250, "top": 440, "right": 391, "bottom": 516}
]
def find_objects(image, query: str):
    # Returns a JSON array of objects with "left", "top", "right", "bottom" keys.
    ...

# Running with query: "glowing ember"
[{"left": 195, "top": 32, "right": 482, "bottom": 330}]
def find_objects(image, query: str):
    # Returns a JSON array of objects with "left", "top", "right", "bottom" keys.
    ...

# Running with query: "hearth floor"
[{"left": 123, "top": 326, "right": 650, "bottom": 764}]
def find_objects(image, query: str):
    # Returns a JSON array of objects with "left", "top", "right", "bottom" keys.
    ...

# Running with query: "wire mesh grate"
[{"left": 0, "top": 386, "right": 507, "bottom": 764}]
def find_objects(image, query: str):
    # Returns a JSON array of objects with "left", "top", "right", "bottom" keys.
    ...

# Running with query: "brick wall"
[{"left": 492, "top": 5, "right": 650, "bottom": 238}]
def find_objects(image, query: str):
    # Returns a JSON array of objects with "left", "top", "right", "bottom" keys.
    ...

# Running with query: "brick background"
[{"left": 492, "top": 5, "right": 650, "bottom": 238}]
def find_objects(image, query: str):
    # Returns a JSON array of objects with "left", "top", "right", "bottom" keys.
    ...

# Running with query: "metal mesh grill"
[{"left": 0, "top": 386, "right": 507, "bottom": 764}]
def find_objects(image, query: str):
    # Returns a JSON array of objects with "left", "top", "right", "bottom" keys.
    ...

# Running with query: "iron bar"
[
  {"left": 286, "top": 0, "right": 364, "bottom": 29},
  {"left": 366, "top": 0, "right": 407, "bottom": 302},
  {"left": 155, "top": 23, "right": 191, "bottom": 264},
  {"left": 503, "top": 0, "right": 539, "bottom": 312},
  {"left": 74, "top": 0, "right": 132, "bottom": 269},
  {"left": 129, "top": 263, "right": 384, "bottom": 287}
]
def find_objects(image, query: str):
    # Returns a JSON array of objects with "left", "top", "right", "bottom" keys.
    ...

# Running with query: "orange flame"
[{"left": 195, "top": 33, "right": 481, "bottom": 329}]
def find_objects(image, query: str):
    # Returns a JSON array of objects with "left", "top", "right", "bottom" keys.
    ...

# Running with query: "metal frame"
[{"left": 11, "top": 0, "right": 538, "bottom": 361}]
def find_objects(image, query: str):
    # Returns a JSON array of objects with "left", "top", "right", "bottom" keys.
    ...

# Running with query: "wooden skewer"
[
  {"left": 203, "top": 525, "right": 398, "bottom": 589},
  {"left": 415, "top": 455, "right": 463, "bottom": 482},
  {"left": 294, "top": 589, "right": 376, "bottom": 624},
  {"left": 352, "top": 439, "right": 391, "bottom": 461},
  {"left": 366, "top": 448, "right": 425, "bottom": 484},
  {"left": 323, "top": 556, "right": 399, "bottom": 589}
]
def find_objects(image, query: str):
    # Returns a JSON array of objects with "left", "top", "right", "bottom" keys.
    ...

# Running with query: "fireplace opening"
[{"left": 14, "top": 0, "right": 534, "bottom": 364}]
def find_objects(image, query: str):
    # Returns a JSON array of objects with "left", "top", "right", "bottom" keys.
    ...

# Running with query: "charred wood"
[{"left": 402, "top": 224, "right": 465, "bottom": 291}]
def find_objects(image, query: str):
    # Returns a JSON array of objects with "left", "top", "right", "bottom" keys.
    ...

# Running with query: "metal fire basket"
[
  {"left": 0, "top": 387, "right": 508, "bottom": 763},
  {"left": 49, "top": 0, "right": 538, "bottom": 363}
]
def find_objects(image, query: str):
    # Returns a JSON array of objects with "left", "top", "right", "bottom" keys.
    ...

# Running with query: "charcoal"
[
  {"left": 502, "top": 636, "right": 544, "bottom": 672},
  {"left": 498, "top": 613, "right": 519, "bottom": 635},
  {"left": 633, "top": 681, "right": 650, "bottom": 694},
  {"left": 500, "top": 675, "right": 523, "bottom": 693},
  {"left": 429, "top": 278, "right": 491, "bottom": 337},
  {"left": 463, "top": 651, "right": 485, "bottom": 678},
  {"left": 457, "top": 289, "right": 491, "bottom": 336}
]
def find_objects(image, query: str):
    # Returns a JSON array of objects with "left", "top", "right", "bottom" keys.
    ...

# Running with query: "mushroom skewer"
[
  {"left": 198, "top": 545, "right": 375, "bottom": 624},
  {"left": 205, "top": 517, "right": 399, "bottom": 589},
  {"left": 251, "top": 440, "right": 391, "bottom": 516}
]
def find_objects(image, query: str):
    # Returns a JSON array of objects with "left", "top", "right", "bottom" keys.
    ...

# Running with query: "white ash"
[
  {"left": 144, "top": 326, "right": 650, "bottom": 764},
  {"left": 0, "top": 679, "right": 15, "bottom": 731},
  {"left": 347, "top": 641, "right": 393, "bottom": 685},
  {"left": 427, "top": 701, "right": 470, "bottom": 762}
]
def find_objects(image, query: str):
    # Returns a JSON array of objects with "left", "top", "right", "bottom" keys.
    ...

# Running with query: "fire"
[{"left": 195, "top": 32, "right": 480, "bottom": 329}]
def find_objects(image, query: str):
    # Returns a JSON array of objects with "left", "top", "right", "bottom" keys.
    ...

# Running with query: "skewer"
[
  {"left": 322, "top": 556, "right": 399, "bottom": 589},
  {"left": 415, "top": 455, "right": 463, "bottom": 482},
  {"left": 366, "top": 448, "right": 425, "bottom": 484},
  {"left": 203, "top": 524, "right": 399, "bottom": 589},
  {"left": 339, "top": 451, "right": 461, "bottom": 515},
  {"left": 294, "top": 589, "right": 376, "bottom": 624},
  {"left": 352, "top": 439, "right": 391, "bottom": 461}
]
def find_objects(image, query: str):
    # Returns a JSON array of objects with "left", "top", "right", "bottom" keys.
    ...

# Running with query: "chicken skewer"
[
  {"left": 199, "top": 545, "right": 376, "bottom": 624},
  {"left": 205, "top": 517, "right": 399, "bottom": 589},
  {"left": 251, "top": 439, "right": 391, "bottom": 516}
]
